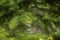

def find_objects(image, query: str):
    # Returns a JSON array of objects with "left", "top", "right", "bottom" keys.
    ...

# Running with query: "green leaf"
[
  {"left": 8, "top": 16, "right": 19, "bottom": 29},
  {"left": 19, "top": 12, "right": 37, "bottom": 24}
]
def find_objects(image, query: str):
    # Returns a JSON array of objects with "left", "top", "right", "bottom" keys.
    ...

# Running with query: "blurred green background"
[{"left": 0, "top": 0, "right": 60, "bottom": 40}]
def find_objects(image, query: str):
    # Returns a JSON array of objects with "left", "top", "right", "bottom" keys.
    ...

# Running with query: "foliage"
[{"left": 0, "top": 0, "right": 60, "bottom": 40}]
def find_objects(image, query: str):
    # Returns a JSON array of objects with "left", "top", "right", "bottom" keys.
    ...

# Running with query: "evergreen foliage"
[{"left": 0, "top": 0, "right": 60, "bottom": 40}]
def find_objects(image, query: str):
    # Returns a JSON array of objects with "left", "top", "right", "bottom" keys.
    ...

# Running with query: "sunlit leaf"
[{"left": 8, "top": 16, "right": 19, "bottom": 29}]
